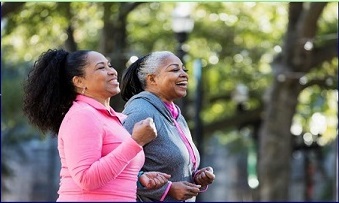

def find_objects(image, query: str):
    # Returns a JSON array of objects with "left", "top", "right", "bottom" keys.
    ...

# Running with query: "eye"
[{"left": 108, "top": 63, "right": 113, "bottom": 68}]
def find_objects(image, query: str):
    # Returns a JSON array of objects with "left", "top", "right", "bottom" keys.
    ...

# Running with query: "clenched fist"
[
  {"left": 131, "top": 117, "right": 157, "bottom": 146},
  {"left": 139, "top": 172, "right": 171, "bottom": 189},
  {"left": 169, "top": 181, "right": 201, "bottom": 200},
  {"left": 194, "top": 166, "right": 215, "bottom": 187}
]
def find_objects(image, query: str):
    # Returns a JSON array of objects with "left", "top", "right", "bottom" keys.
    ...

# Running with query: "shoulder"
[
  {"left": 65, "top": 102, "right": 103, "bottom": 124},
  {"left": 122, "top": 99, "right": 159, "bottom": 131},
  {"left": 123, "top": 98, "right": 157, "bottom": 115},
  {"left": 59, "top": 103, "right": 105, "bottom": 137}
]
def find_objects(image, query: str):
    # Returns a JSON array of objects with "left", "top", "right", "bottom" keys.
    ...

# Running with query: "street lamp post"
[
  {"left": 172, "top": 3, "right": 194, "bottom": 116},
  {"left": 232, "top": 84, "right": 260, "bottom": 191},
  {"left": 232, "top": 83, "right": 249, "bottom": 127}
]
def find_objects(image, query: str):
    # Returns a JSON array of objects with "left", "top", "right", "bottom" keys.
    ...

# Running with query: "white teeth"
[{"left": 176, "top": 81, "right": 187, "bottom": 85}]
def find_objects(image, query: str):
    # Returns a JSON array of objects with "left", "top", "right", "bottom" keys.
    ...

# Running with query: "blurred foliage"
[
  {"left": 1, "top": 2, "right": 337, "bottom": 199},
  {"left": 1, "top": 0, "right": 337, "bottom": 157}
]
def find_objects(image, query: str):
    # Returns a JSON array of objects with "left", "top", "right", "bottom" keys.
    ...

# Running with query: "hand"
[
  {"left": 194, "top": 166, "right": 215, "bottom": 187},
  {"left": 168, "top": 181, "right": 201, "bottom": 201},
  {"left": 139, "top": 172, "right": 171, "bottom": 189},
  {"left": 131, "top": 117, "right": 157, "bottom": 146}
]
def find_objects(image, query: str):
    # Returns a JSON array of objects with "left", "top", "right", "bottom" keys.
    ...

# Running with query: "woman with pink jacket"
[{"left": 23, "top": 49, "right": 170, "bottom": 201}]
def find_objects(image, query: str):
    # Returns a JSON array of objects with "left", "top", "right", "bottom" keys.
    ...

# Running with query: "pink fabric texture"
[
  {"left": 57, "top": 95, "right": 144, "bottom": 201},
  {"left": 165, "top": 102, "right": 209, "bottom": 193},
  {"left": 160, "top": 181, "right": 173, "bottom": 201},
  {"left": 164, "top": 102, "right": 198, "bottom": 171}
]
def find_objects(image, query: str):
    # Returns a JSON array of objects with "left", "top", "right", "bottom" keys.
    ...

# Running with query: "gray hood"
[{"left": 124, "top": 91, "right": 180, "bottom": 123}]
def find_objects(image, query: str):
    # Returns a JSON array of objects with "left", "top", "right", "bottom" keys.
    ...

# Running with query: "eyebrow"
[
  {"left": 165, "top": 63, "right": 182, "bottom": 69},
  {"left": 95, "top": 61, "right": 109, "bottom": 67}
]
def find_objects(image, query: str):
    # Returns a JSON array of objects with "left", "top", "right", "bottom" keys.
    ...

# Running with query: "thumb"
[
  {"left": 183, "top": 181, "right": 201, "bottom": 188},
  {"left": 205, "top": 166, "right": 214, "bottom": 173}
]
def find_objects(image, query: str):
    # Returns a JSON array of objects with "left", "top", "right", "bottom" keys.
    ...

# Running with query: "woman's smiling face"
[
  {"left": 81, "top": 51, "right": 120, "bottom": 100},
  {"left": 147, "top": 53, "right": 189, "bottom": 103}
]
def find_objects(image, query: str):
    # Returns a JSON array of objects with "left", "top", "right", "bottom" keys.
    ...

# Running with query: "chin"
[
  {"left": 178, "top": 92, "right": 187, "bottom": 98},
  {"left": 110, "top": 88, "right": 121, "bottom": 96}
]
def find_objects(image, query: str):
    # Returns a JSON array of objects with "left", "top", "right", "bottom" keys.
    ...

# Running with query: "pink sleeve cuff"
[
  {"left": 160, "top": 181, "right": 172, "bottom": 201},
  {"left": 193, "top": 169, "right": 209, "bottom": 193},
  {"left": 193, "top": 169, "right": 201, "bottom": 180},
  {"left": 199, "top": 185, "right": 208, "bottom": 192}
]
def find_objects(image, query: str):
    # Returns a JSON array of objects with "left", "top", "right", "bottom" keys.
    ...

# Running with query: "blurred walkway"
[
  {"left": 199, "top": 135, "right": 253, "bottom": 201},
  {"left": 2, "top": 133, "right": 336, "bottom": 201}
]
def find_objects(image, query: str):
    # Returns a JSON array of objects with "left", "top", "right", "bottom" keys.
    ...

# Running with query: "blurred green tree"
[{"left": 1, "top": 2, "right": 337, "bottom": 201}]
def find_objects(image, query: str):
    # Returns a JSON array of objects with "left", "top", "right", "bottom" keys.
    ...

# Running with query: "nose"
[
  {"left": 180, "top": 69, "right": 189, "bottom": 78},
  {"left": 108, "top": 67, "right": 118, "bottom": 76}
]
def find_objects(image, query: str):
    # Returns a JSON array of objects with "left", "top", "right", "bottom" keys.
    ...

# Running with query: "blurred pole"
[
  {"left": 174, "top": 32, "right": 188, "bottom": 117},
  {"left": 48, "top": 136, "right": 58, "bottom": 201},
  {"left": 335, "top": 135, "right": 338, "bottom": 201},
  {"left": 194, "top": 59, "right": 203, "bottom": 202},
  {"left": 172, "top": 3, "right": 194, "bottom": 118},
  {"left": 304, "top": 151, "right": 313, "bottom": 201},
  {"left": 193, "top": 59, "right": 203, "bottom": 156}
]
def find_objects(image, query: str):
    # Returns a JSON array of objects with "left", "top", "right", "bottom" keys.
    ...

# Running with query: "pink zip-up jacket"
[{"left": 57, "top": 95, "right": 144, "bottom": 201}]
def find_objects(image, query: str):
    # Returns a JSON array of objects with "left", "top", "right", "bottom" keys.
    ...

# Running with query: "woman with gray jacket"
[{"left": 120, "top": 51, "right": 215, "bottom": 202}]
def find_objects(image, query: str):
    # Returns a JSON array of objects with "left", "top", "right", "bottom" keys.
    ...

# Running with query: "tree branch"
[
  {"left": 57, "top": 2, "right": 77, "bottom": 51},
  {"left": 121, "top": 2, "right": 144, "bottom": 15},
  {"left": 292, "top": 2, "right": 327, "bottom": 71},
  {"left": 208, "top": 91, "right": 263, "bottom": 104},
  {"left": 298, "top": 2, "right": 327, "bottom": 39},
  {"left": 203, "top": 107, "right": 263, "bottom": 136},
  {"left": 1, "top": 2, "right": 25, "bottom": 18},
  {"left": 301, "top": 76, "right": 338, "bottom": 90},
  {"left": 282, "top": 3, "right": 303, "bottom": 66},
  {"left": 310, "top": 38, "right": 338, "bottom": 68},
  {"left": 287, "top": 3, "right": 303, "bottom": 31}
]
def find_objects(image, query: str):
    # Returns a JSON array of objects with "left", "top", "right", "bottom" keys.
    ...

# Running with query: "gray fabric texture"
[{"left": 122, "top": 91, "right": 201, "bottom": 202}]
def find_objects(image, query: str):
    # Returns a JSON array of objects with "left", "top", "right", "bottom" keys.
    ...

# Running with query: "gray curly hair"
[{"left": 137, "top": 51, "right": 174, "bottom": 88}]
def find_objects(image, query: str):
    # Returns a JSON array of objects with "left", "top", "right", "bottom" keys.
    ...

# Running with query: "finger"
[
  {"left": 183, "top": 181, "right": 201, "bottom": 188},
  {"left": 154, "top": 176, "right": 161, "bottom": 185},
  {"left": 205, "top": 171, "right": 215, "bottom": 179},
  {"left": 158, "top": 174, "right": 168, "bottom": 183},
  {"left": 161, "top": 174, "right": 170, "bottom": 182},
  {"left": 201, "top": 171, "right": 208, "bottom": 179},
  {"left": 154, "top": 175, "right": 164, "bottom": 184},
  {"left": 158, "top": 172, "right": 171, "bottom": 179},
  {"left": 144, "top": 117, "right": 153, "bottom": 124},
  {"left": 147, "top": 179, "right": 156, "bottom": 189},
  {"left": 189, "top": 187, "right": 201, "bottom": 194},
  {"left": 206, "top": 166, "right": 214, "bottom": 173}
]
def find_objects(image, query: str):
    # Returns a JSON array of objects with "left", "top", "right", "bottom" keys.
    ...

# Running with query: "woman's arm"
[{"left": 60, "top": 109, "right": 143, "bottom": 190}]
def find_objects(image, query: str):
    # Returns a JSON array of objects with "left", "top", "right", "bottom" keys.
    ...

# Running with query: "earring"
[{"left": 81, "top": 87, "right": 86, "bottom": 95}]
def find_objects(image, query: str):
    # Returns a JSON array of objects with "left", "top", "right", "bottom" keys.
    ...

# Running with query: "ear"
[
  {"left": 72, "top": 76, "right": 85, "bottom": 89},
  {"left": 146, "top": 74, "right": 157, "bottom": 85}
]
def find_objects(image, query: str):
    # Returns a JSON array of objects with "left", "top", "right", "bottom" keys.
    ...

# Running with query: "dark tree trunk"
[
  {"left": 257, "top": 2, "right": 337, "bottom": 201},
  {"left": 258, "top": 77, "right": 302, "bottom": 200},
  {"left": 57, "top": 2, "right": 77, "bottom": 52},
  {"left": 99, "top": 2, "right": 144, "bottom": 111},
  {"left": 1, "top": 2, "right": 25, "bottom": 18}
]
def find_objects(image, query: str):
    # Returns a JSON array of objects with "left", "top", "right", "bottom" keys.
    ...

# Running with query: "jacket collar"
[{"left": 75, "top": 94, "right": 126, "bottom": 123}]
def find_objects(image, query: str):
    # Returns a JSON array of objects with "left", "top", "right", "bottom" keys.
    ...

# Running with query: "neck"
[{"left": 83, "top": 94, "right": 111, "bottom": 110}]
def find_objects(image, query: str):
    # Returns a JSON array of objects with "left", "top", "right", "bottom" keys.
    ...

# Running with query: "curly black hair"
[{"left": 23, "top": 49, "right": 90, "bottom": 136}]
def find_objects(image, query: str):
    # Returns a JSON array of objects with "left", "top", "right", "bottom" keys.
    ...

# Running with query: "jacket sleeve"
[
  {"left": 137, "top": 181, "right": 172, "bottom": 201},
  {"left": 60, "top": 108, "right": 142, "bottom": 190},
  {"left": 122, "top": 107, "right": 152, "bottom": 135},
  {"left": 123, "top": 107, "right": 172, "bottom": 201}
]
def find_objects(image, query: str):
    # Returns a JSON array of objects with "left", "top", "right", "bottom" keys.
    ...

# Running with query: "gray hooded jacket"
[{"left": 122, "top": 91, "right": 200, "bottom": 202}]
